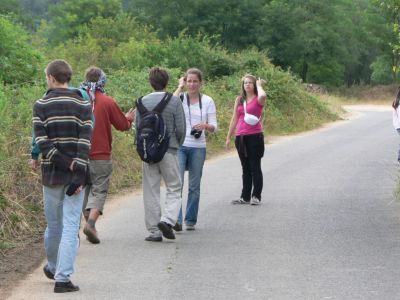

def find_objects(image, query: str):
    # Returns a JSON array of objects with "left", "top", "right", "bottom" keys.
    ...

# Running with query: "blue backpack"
[{"left": 136, "top": 92, "right": 172, "bottom": 164}]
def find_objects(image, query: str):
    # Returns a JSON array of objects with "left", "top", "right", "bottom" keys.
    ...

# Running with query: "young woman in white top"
[
  {"left": 392, "top": 88, "right": 400, "bottom": 162},
  {"left": 173, "top": 68, "right": 218, "bottom": 231}
]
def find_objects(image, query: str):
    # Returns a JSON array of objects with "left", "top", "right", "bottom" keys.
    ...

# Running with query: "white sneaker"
[
  {"left": 186, "top": 224, "right": 195, "bottom": 231},
  {"left": 231, "top": 198, "right": 249, "bottom": 205},
  {"left": 250, "top": 196, "right": 261, "bottom": 205}
]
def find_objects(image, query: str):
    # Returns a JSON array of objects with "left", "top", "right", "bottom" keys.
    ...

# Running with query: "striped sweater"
[{"left": 32, "top": 88, "right": 93, "bottom": 186}]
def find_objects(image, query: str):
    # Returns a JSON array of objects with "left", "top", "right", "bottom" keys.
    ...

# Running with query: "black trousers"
[{"left": 235, "top": 133, "right": 265, "bottom": 201}]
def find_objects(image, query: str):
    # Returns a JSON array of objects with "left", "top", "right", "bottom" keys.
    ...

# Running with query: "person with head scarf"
[{"left": 80, "top": 66, "right": 135, "bottom": 244}]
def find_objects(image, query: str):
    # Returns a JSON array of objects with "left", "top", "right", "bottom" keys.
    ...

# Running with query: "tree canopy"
[{"left": 0, "top": 0, "right": 398, "bottom": 85}]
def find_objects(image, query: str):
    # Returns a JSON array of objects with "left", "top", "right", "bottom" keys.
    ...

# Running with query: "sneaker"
[
  {"left": 157, "top": 221, "right": 175, "bottom": 240},
  {"left": 54, "top": 281, "right": 79, "bottom": 293},
  {"left": 144, "top": 235, "right": 162, "bottom": 242},
  {"left": 83, "top": 223, "right": 100, "bottom": 244},
  {"left": 186, "top": 224, "right": 195, "bottom": 231},
  {"left": 250, "top": 196, "right": 261, "bottom": 205},
  {"left": 43, "top": 264, "right": 54, "bottom": 280},
  {"left": 172, "top": 222, "right": 182, "bottom": 232},
  {"left": 231, "top": 198, "right": 250, "bottom": 205}
]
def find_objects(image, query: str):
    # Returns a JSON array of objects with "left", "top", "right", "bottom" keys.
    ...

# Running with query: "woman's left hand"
[{"left": 193, "top": 122, "right": 208, "bottom": 131}]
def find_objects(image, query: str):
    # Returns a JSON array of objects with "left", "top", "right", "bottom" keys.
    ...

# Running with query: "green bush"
[{"left": 0, "top": 15, "right": 43, "bottom": 84}]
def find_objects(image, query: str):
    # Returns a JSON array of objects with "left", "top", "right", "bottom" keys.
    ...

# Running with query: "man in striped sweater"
[{"left": 32, "top": 60, "right": 93, "bottom": 293}]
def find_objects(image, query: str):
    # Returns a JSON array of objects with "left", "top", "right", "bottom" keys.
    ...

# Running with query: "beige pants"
[
  {"left": 142, "top": 152, "right": 182, "bottom": 237},
  {"left": 83, "top": 160, "right": 113, "bottom": 215}
]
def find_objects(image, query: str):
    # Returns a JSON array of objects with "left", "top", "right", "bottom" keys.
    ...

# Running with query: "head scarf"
[{"left": 79, "top": 70, "right": 107, "bottom": 102}]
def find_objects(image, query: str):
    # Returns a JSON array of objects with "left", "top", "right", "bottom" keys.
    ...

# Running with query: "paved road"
[{"left": 8, "top": 107, "right": 400, "bottom": 300}]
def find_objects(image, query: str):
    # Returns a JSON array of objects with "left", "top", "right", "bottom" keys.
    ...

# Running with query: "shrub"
[{"left": 0, "top": 15, "right": 43, "bottom": 84}]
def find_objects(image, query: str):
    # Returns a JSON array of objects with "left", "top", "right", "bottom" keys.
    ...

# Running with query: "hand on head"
[
  {"left": 178, "top": 77, "right": 186, "bottom": 89},
  {"left": 256, "top": 78, "right": 266, "bottom": 86}
]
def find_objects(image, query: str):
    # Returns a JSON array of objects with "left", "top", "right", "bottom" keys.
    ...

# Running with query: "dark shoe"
[
  {"left": 144, "top": 235, "right": 162, "bottom": 242},
  {"left": 43, "top": 264, "right": 54, "bottom": 280},
  {"left": 83, "top": 224, "right": 100, "bottom": 244},
  {"left": 157, "top": 221, "right": 175, "bottom": 240},
  {"left": 54, "top": 281, "right": 79, "bottom": 293},
  {"left": 172, "top": 222, "right": 182, "bottom": 232}
]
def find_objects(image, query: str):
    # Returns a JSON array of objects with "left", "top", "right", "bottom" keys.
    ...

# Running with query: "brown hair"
[
  {"left": 85, "top": 66, "right": 102, "bottom": 82},
  {"left": 149, "top": 67, "right": 169, "bottom": 90},
  {"left": 185, "top": 68, "right": 203, "bottom": 82},
  {"left": 45, "top": 59, "right": 72, "bottom": 84},
  {"left": 239, "top": 74, "right": 258, "bottom": 104},
  {"left": 393, "top": 87, "right": 400, "bottom": 109}
]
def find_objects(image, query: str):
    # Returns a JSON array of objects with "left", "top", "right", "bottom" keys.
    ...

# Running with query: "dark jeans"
[{"left": 235, "top": 133, "right": 265, "bottom": 201}]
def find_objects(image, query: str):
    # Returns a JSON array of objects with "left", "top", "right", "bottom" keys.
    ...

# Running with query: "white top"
[
  {"left": 180, "top": 93, "right": 218, "bottom": 148},
  {"left": 393, "top": 106, "right": 400, "bottom": 129}
]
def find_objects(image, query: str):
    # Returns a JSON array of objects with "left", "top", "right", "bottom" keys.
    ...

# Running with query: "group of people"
[{"left": 31, "top": 59, "right": 267, "bottom": 293}]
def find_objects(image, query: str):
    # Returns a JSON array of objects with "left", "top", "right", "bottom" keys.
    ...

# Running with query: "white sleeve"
[
  {"left": 393, "top": 108, "right": 400, "bottom": 129},
  {"left": 206, "top": 96, "right": 218, "bottom": 132}
]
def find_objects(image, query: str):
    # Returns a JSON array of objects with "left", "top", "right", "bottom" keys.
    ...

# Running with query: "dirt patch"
[{"left": 0, "top": 234, "right": 44, "bottom": 299}]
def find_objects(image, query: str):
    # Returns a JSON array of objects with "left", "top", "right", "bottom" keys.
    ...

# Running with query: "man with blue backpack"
[{"left": 135, "top": 67, "right": 186, "bottom": 242}]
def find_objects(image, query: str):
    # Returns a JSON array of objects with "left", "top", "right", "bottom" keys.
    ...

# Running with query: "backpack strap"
[
  {"left": 153, "top": 92, "right": 172, "bottom": 113},
  {"left": 136, "top": 96, "right": 146, "bottom": 114}
]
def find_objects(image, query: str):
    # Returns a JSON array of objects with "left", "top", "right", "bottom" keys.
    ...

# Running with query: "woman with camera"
[
  {"left": 173, "top": 68, "right": 217, "bottom": 231},
  {"left": 226, "top": 74, "right": 267, "bottom": 205}
]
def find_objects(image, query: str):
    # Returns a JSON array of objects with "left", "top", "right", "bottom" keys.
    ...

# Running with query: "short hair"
[
  {"left": 149, "top": 67, "right": 169, "bottom": 90},
  {"left": 185, "top": 68, "right": 203, "bottom": 82},
  {"left": 45, "top": 59, "right": 72, "bottom": 84},
  {"left": 85, "top": 66, "right": 103, "bottom": 82}
]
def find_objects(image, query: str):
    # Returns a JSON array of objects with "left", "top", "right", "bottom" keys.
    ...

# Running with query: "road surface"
[{"left": 8, "top": 106, "right": 400, "bottom": 300}]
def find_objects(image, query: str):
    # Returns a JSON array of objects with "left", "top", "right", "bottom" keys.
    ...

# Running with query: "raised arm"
[
  {"left": 256, "top": 78, "right": 267, "bottom": 106},
  {"left": 173, "top": 77, "right": 186, "bottom": 97}
]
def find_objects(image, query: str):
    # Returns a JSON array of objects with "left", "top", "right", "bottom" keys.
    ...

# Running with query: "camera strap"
[{"left": 185, "top": 93, "right": 202, "bottom": 128}]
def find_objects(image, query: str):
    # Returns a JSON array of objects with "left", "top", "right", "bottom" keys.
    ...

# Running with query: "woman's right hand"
[
  {"left": 178, "top": 77, "right": 186, "bottom": 89},
  {"left": 225, "top": 138, "right": 231, "bottom": 149}
]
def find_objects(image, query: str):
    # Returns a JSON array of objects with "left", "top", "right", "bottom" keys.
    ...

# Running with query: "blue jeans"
[
  {"left": 177, "top": 146, "right": 206, "bottom": 225},
  {"left": 43, "top": 185, "right": 84, "bottom": 282}
]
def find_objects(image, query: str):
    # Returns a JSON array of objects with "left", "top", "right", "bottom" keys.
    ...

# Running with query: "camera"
[{"left": 190, "top": 128, "right": 202, "bottom": 139}]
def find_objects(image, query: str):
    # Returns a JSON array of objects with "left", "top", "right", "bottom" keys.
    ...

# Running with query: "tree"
[
  {"left": 0, "top": 15, "right": 43, "bottom": 84},
  {"left": 374, "top": 0, "right": 400, "bottom": 82},
  {"left": 257, "top": 0, "right": 385, "bottom": 85},
  {"left": 44, "top": 0, "right": 122, "bottom": 46},
  {"left": 127, "top": 0, "right": 268, "bottom": 49}
]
